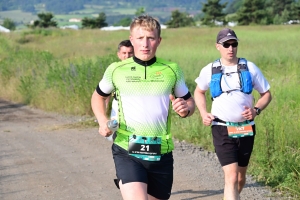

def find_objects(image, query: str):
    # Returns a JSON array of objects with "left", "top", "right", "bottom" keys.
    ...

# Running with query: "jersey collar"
[{"left": 133, "top": 56, "right": 156, "bottom": 67}]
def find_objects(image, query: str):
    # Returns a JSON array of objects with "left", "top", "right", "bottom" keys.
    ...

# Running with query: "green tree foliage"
[
  {"left": 273, "top": 14, "right": 281, "bottom": 24},
  {"left": 114, "top": 17, "right": 132, "bottom": 26},
  {"left": 30, "top": 12, "right": 58, "bottom": 28},
  {"left": 2, "top": 18, "right": 16, "bottom": 31},
  {"left": 201, "top": 0, "right": 227, "bottom": 26},
  {"left": 165, "top": 10, "right": 195, "bottom": 28},
  {"left": 267, "top": 0, "right": 300, "bottom": 24},
  {"left": 280, "top": 9, "right": 290, "bottom": 23},
  {"left": 289, "top": 1, "right": 300, "bottom": 20},
  {"left": 82, "top": 12, "right": 108, "bottom": 29},
  {"left": 271, "top": 0, "right": 294, "bottom": 16},
  {"left": 236, "top": 0, "right": 269, "bottom": 25},
  {"left": 226, "top": 0, "right": 243, "bottom": 14},
  {"left": 135, "top": 7, "right": 145, "bottom": 16}
]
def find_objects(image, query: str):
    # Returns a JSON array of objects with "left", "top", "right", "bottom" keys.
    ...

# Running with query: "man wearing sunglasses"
[{"left": 194, "top": 28, "right": 272, "bottom": 200}]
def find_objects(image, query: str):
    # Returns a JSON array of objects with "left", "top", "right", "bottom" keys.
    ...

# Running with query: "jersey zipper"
[{"left": 144, "top": 62, "right": 147, "bottom": 79}]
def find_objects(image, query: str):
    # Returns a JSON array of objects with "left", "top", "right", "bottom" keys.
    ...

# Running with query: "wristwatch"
[{"left": 254, "top": 107, "right": 261, "bottom": 115}]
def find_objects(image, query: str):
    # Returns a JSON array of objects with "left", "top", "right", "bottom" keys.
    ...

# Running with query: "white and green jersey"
[{"left": 97, "top": 56, "right": 190, "bottom": 154}]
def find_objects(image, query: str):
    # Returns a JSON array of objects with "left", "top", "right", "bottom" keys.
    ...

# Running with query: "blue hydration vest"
[{"left": 210, "top": 58, "right": 253, "bottom": 98}]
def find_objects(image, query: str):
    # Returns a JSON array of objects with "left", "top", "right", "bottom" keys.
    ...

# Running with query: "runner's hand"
[
  {"left": 242, "top": 106, "right": 255, "bottom": 120},
  {"left": 98, "top": 120, "right": 113, "bottom": 137},
  {"left": 201, "top": 113, "right": 215, "bottom": 126},
  {"left": 169, "top": 95, "right": 189, "bottom": 117}
]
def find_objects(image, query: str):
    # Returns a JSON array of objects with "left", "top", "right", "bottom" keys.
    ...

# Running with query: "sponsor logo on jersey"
[{"left": 150, "top": 71, "right": 164, "bottom": 79}]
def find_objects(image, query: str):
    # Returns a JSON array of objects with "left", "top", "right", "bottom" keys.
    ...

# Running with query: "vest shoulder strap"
[
  {"left": 211, "top": 58, "right": 248, "bottom": 73},
  {"left": 237, "top": 58, "right": 248, "bottom": 71},
  {"left": 211, "top": 59, "right": 222, "bottom": 74}
]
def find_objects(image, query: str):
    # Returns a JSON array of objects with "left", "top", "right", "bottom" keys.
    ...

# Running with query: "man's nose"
[{"left": 142, "top": 38, "right": 148, "bottom": 47}]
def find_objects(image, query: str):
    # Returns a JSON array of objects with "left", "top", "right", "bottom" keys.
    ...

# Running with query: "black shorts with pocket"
[
  {"left": 212, "top": 124, "right": 256, "bottom": 167},
  {"left": 112, "top": 143, "right": 174, "bottom": 199}
]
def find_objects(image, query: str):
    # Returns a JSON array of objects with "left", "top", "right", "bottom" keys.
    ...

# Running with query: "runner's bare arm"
[
  {"left": 91, "top": 90, "right": 111, "bottom": 137},
  {"left": 194, "top": 86, "right": 215, "bottom": 126},
  {"left": 254, "top": 90, "right": 272, "bottom": 111}
]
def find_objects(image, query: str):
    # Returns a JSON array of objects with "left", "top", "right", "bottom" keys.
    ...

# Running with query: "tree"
[
  {"left": 165, "top": 10, "right": 195, "bottom": 28},
  {"left": 30, "top": 12, "right": 57, "bottom": 28},
  {"left": 201, "top": 0, "right": 227, "bottom": 26},
  {"left": 135, "top": 7, "right": 145, "bottom": 16},
  {"left": 2, "top": 18, "right": 16, "bottom": 30},
  {"left": 290, "top": 1, "right": 300, "bottom": 20},
  {"left": 280, "top": 8, "right": 290, "bottom": 23},
  {"left": 271, "top": 0, "right": 294, "bottom": 16},
  {"left": 225, "top": 0, "right": 243, "bottom": 14},
  {"left": 273, "top": 14, "right": 281, "bottom": 24},
  {"left": 114, "top": 17, "right": 132, "bottom": 26},
  {"left": 82, "top": 12, "right": 108, "bottom": 29},
  {"left": 267, "top": 0, "right": 300, "bottom": 24},
  {"left": 236, "top": 0, "right": 269, "bottom": 25}
]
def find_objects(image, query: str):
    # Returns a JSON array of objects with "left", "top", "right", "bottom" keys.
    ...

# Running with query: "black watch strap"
[{"left": 254, "top": 107, "right": 261, "bottom": 115}]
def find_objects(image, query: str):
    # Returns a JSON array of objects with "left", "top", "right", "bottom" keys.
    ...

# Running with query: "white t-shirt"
[{"left": 195, "top": 59, "right": 270, "bottom": 122}]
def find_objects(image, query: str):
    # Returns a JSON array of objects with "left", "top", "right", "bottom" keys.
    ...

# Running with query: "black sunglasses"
[{"left": 221, "top": 42, "right": 238, "bottom": 48}]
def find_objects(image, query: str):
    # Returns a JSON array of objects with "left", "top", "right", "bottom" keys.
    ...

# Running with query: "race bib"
[
  {"left": 128, "top": 135, "right": 161, "bottom": 161},
  {"left": 226, "top": 121, "right": 253, "bottom": 138}
]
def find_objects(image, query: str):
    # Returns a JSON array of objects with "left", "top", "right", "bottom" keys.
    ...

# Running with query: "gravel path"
[{"left": 0, "top": 98, "right": 281, "bottom": 200}]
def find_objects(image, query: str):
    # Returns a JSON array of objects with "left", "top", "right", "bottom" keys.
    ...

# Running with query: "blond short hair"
[{"left": 130, "top": 15, "right": 161, "bottom": 37}]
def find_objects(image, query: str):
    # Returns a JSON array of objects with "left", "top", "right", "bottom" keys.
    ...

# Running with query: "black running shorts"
[
  {"left": 112, "top": 144, "right": 173, "bottom": 199},
  {"left": 211, "top": 125, "right": 256, "bottom": 167}
]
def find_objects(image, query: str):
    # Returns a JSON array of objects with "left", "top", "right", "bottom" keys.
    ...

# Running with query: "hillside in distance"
[
  {"left": 0, "top": 0, "right": 233, "bottom": 13},
  {"left": 0, "top": 0, "right": 233, "bottom": 27}
]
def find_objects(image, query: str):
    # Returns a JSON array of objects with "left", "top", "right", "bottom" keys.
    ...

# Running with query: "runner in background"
[
  {"left": 105, "top": 40, "right": 134, "bottom": 140},
  {"left": 194, "top": 28, "right": 272, "bottom": 200}
]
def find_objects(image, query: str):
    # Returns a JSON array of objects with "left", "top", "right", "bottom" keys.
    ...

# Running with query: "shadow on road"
[
  {"left": 172, "top": 189, "right": 223, "bottom": 199},
  {"left": 0, "top": 99, "right": 26, "bottom": 115}
]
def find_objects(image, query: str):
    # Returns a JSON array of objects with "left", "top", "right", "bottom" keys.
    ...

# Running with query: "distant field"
[
  {"left": 0, "top": 4, "right": 172, "bottom": 29},
  {"left": 84, "top": 4, "right": 105, "bottom": 10},
  {"left": 0, "top": 10, "right": 37, "bottom": 25},
  {"left": 111, "top": 8, "right": 138, "bottom": 15},
  {"left": 69, "top": 8, "right": 98, "bottom": 14}
]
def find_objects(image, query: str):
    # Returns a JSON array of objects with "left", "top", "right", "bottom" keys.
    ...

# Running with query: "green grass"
[{"left": 0, "top": 25, "right": 299, "bottom": 198}]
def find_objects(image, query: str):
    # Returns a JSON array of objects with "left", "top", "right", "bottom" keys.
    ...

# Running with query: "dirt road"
[{"left": 0, "top": 98, "right": 278, "bottom": 200}]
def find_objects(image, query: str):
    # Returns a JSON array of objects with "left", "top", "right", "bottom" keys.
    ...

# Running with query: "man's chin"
[{"left": 138, "top": 54, "right": 153, "bottom": 61}]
